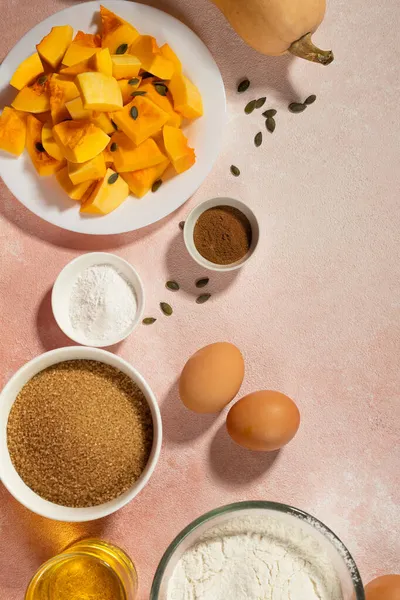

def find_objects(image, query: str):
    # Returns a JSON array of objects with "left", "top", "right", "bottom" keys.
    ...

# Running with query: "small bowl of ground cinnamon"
[{"left": 184, "top": 198, "right": 259, "bottom": 271}]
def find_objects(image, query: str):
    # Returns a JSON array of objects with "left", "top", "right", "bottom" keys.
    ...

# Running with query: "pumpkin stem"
[{"left": 289, "top": 33, "right": 334, "bottom": 65}]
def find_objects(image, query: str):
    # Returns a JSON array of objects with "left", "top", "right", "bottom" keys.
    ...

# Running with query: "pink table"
[{"left": 0, "top": 0, "right": 399, "bottom": 597}]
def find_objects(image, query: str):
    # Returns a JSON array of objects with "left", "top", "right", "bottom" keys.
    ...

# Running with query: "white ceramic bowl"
[
  {"left": 183, "top": 198, "right": 260, "bottom": 272},
  {"left": 52, "top": 252, "right": 145, "bottom": 347},
  {"left": 0, "top": 346, "right": 162, "bottom": 522}
]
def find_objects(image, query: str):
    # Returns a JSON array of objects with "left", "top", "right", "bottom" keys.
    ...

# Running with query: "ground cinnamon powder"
[{"left": 193, "top": 206, "right": 252, "bottom": 265}]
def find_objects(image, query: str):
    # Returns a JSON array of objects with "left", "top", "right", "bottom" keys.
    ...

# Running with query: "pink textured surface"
[{"left": 0, "top": 0, "right": 399, "bottom": 597}]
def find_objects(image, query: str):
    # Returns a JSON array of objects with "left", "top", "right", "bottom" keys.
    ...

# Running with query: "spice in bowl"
[{"left": 7, "top": 360, "right": 153, "bottom": 507}]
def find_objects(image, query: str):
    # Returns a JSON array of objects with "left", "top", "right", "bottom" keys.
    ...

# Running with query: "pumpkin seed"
[
  {"left": 108, "top": 173, "right": 119, "bottom": 184},
  {"left": 179, "top": 220, "right": 185, "bottom": 230},
  {"left": 196, "top": 278, "right": 209, "bottom": 288},
  {"left": 263, "top": 109, "right": 277, "bottom": 118},
  {"left": 266, "top": 117, "right": 276, "bottom": 133},
  {"left": 154, "top": 83, "right": 168, "bottom": 96},
  {"left": 244, "top": 100, "right": 257, "bottom": 114},
  {"left": 305, "top": 94, "right": 317, "bottom": 105},
  {"left": 230, "top": 165, "right": 240, "bottom": 177},
  {"left": 142, "top": 317, "right": 156, "bottom": 325},
  {"left": 289, "top": 102, "right": 307, "bottom": 113},
  {"left": 116, "top": 43, "right": 128, "bottom": 55},
  {"left": 130, "top": 106, "right": 138, "bottom": 120},
  {"left": 166, "top": 280, "right": 180, "bottom": 291},
  {"left": 152, "top": 179, "right": 162, "bottom": 192},
  {"left": 37, "top": 75, "right": 47, "bottom": 85},
  {"left": 237, "top": 78, "right": 250, "bottom": 93},
  {"left": 111, "top": 119, "right": 118, "bottom": 131},
  {"left": 35, "top": 142, "right": 45, "bottom": 152},
  {"left": 131, "top": 90, "right": 147, "bottom": 97},
  {"left": 255, "top": 97, "right": 266, "bottom": 109},
  {"left": 160, "top": 302, "right": 173, "bottom": 316},
  {"left": 196, "top": 293, "right": 211, "bottom": 304},
  {"left": 254, "top": 132, "right": 262, "bottom": 147},
  {"left": 128, "top": 78, "right": 140, "bottom": 85},
  {"left": 110, "top": 142, "right": 118, "bottom": 152},
  {"left": 141, "top": 72, "right": 153, "bottom": 79}
]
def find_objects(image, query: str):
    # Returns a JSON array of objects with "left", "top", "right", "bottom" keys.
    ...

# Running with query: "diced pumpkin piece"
[
  {"left": 62, "top": 32, "right": 101, "bottom": 67},
  {"left": 41, "top": 121, "right": 64, "bottom": 160},
  {"left": 100, "top": 5, "right": 140, "bottom": 53},
  {"left": 169, "top": 73, "right": 203, "bottom": 120},
  {"left": 11, "top": 78, "right": 50, "bottom": 113},
  {"left": 130, "top": 36, "right": 174, "bottom": 79},
  {"left": 118, "top": 77, "right": 141, "bottom": 104},
  {"left": 160, "top": 43, "right": 182, "bottom": 73},
  {"left": 112, "top": 95, "right": 169, "bottom": 145},
  {"left": 0, "top": 107, "right": 27, "bottom": 156},
  {"left": 59, "top": 55, "right": 97, "bottom": 76},
  {"left": 49, "top": 75, "right": 79, "bottom": 125},
  {"left": 36, "top": 25, "right": 73, "bottom": 69},
  {"left": 121, "top": 158, "right": 169, "bottom": 197},
  {"left": 111, "top": 55, "right": 141, "bottom": 80},
  {"left": 10, "top": 53, "right": 44, "bottom": 91},
  {"left": 56, "top": 166, "right": 95, "bottom": 200},
  {"left": 76, "top": 72, "right": 123, "bottom": 111},
  {"left": 91, "top": 112, "right": 115, "bottom": 134},
  {"left": 80, "top": 168, "right": 129, "bottom": 214},
  {"left": 138, "top": 82, "right": 182, "bottom": 127},
  {"left": 163, "top": 125, "right": 195, "bottom": 173},
  {"left": 93, "top": 48, "right": 113, "bottom": 77},
  {"left": 53, "top": 120, "right": 110, "bottom": 163},
  {"left": 68, "top": 153, "right": 106, "bottom": 184},
  {"left": 26, "top": 115, "right": 65, "bottom": 175},
  {"left": 103, "top": 148, "right": 114, "bottom": 166},
  {"left": 66, "top": 96, "right": 92, "bottom": 120},
  {"left": 109, "top": 132, "right": 166, "bottom": 172}
]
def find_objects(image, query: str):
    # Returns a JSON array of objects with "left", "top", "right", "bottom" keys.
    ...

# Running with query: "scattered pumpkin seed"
[
  {"left": 110, "top": 142, "right": 118, "bottom": 152},
  {"left": 230, "top": 165, "right": 240, "bottom": 177},
  {"left": 131, "top": 90, "right": 147, "bottom": 97},
  {"left": 108, "top": 173, "right": 119, "bottom": 184},
  {"left": 152, "top": 179, "right": 162, "bottom": 192},
  {"left": 130, "top": 106, "right": 138, "bottom": 120},
  {"left": 142, "top": 72, "right": 153, "bottom": 79},
  {"left": 263, "top": 109, "right": 277, "bottom": 118},
  {"left": 289, "top": 102, "right": 307, "bottom": 113},
  {"left": 37, "top": 75, "right": 47, "bottom": 85},
  {"left": 35, "top": 142, "right": 45, "bottom": 152},
  {"left": 266, "top": 117, "right": 276, "bottom": 133},
  {"left": 196, "top": 278, "right": 209, "bottom": 288},
  {"left": 196, "top": 293, "right": 211, "bottom": 304},
  {"left": 116, "top": 43, "right": 128, "bottom": 55},
  {"left": 244, "top": 100, "right": 257, "bottom": 114},
  {"left": 254, "top": 132, "right": 262, "bottom": 147},
  {"left": 154, "top": 83, "right": 168, "bottom": 96},
  {"left": 160, "top": 302, "right": 173, "bottom": 316},
  {"left": 305, "top": 94, "right": 317, "bottom": 105},
  {"left": 237, "top": 78, "right": 250, "bottom": 93},
  {"left": 111, "top": 119, "right": 118, "bottom": 131},
  {"left": 142, "top": 317, "right": 156, "bottom": 325},
  {"left": 255, "top": 97, "right": 266, "bottom": 109},
  {"left": 128, "top": 78, "right": 140, "bottom": 85},
  {"left": 166, "top": 280, "right": 180, "bottom": 291},
  {"left": 179, "top": 221, "right": 185, "bottom": 230}
]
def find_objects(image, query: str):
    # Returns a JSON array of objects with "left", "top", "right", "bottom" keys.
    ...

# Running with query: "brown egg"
[
  {"left": 179, "top": 342, "right": 244, "bottom": 413},
  {"left": 365, "top": 575, "right": 400, "bottom": 600},
  {"left": 226, "top": 390, "right": 300, "bottom": 451}
]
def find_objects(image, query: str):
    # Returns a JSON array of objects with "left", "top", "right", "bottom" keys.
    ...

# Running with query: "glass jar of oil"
[{"left": 25, "top": 539, "right": 138, "bottom": 600}]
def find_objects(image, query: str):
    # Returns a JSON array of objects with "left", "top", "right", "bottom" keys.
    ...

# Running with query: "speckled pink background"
[{"left": 0, "top": 0, "right": 399, "bottom": 597}]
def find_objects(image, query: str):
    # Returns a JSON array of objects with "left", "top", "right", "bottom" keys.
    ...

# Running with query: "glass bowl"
[{"left": 150, "top": 501, "right": 365, "bottom": 600}]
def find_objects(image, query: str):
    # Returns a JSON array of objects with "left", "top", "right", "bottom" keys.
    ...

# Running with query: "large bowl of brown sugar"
[{"left": 0, "top": 347, "right": 162, "bottom": 521}]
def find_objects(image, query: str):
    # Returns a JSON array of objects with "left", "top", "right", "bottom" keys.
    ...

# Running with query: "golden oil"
[{"left": 25, "top": 539, "right": 138, "bottom": 600}]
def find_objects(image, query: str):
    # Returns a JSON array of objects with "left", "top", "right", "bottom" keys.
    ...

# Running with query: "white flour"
[
  {"left": 69, "top": 264, "right": 137, "bottom": 342},
  {"left": 167, "top": 515, "right": 344, "bottom": 600}
]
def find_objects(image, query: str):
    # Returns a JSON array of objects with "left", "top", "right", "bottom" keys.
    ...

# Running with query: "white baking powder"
[
  {"left": 69, "top": 264, "right": 137, "bottom": 342},
  {"left": 167, "top": 515, "right": 344, "bottom": 600}
]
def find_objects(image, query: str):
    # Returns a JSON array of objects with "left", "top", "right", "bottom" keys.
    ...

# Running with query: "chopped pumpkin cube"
[
  {"left": 169, "top": 73, "right": 203, "bottom": 120},
  {"left": 160, "top": 43, "right": 182, "bottom": 73},
  {"left": 68, "top": 153, "right": 106, "bottom": 184},
  {"left": 11, "top": 78, "right": 50, "bottom": 113},
  {"left": 93, "top": 48, "right": 113, "bottom": 77},
  {"left": 91, "top": 112, "right": 115, "bottom": 134},
  {"left": 36, "top": 25, "right": 73, "bottom": 69},
  {"left": 52, "top": 120, "right": 110, "bottom": 163},
  {"left": 80, "top": 168, "right": 129, "bottom": 214},
  {"left": 62, "top": 31, "right": 101, "bottom": 67},
  {"left": 103, "top": 148, "right": 114, "bottom": 166},
  {"left": 111, "top": 55, "right": 141, "bottom": 79},
  {"left": 138, "top": 82, "right": 182, "bottom": 127},
  {"left": 118, "top": 77, "right": 141, "bottom": 104},
  {"left": 121, "top": 158, "right": 169, "bottom": 197},
  {"left": 0, "top": 107, "right": 27, "bottom": 156},
  {"left": 48, "top": 75, "right": 79, "bottom": 125},
  {"left": 56, "top": 166, "right": 95, "bottom": 200},
  {"left": 100, "top": 5, "right": 140, "bottom": 53},
  {"left": 109, "top": 132, "right": 166, "bottom": 172},
  {"left": 112, "top": 95, "right": 169, "bottom": 145},
  {"left": 131, "top": 35, "right": 174, "bottom": 79},
  {"left": 41, "top": 121, "right": 64, "bottom": 161},
  {"left": 10, "top": 53, "right": 44, "bottom": 91},
  {"left": 163, "top": 125, "right": 195, "bottom": 173},
  {"left": 59, "top": 55, "right": 97, "bottom": 76},
  {"left": 76, "top": 72, "right": 123, "bottom": 111},
  {"left": 26, "top": 115, "right": 65, "bottom": 175},
  {"left": 66, "top": 96, "right": 92, "bottom": 120}
]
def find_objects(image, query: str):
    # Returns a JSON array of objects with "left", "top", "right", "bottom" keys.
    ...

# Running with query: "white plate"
[{"left": 0, "top": 1, "right": 226, "bottom": 235}]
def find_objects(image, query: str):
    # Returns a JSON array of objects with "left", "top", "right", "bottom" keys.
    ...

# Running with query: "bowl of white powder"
[
  {"left": 52, "top": 252, "right": 145, "bottom": 347},
  {"left": 151, "top": 501, "right": 365, "bottom": 600}
]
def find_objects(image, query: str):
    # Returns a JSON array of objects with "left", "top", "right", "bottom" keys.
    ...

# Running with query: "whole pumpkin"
[{"left": 211, "top": 0, "right": 333, "bottom": 65}]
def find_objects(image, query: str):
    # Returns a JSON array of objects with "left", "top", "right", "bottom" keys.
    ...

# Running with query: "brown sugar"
[
  {"left": 193, "top": 205, "right": 252, "bottom": 265},
  {"left": 7, "top": 360, "right": 153, "bottom": 508}
]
